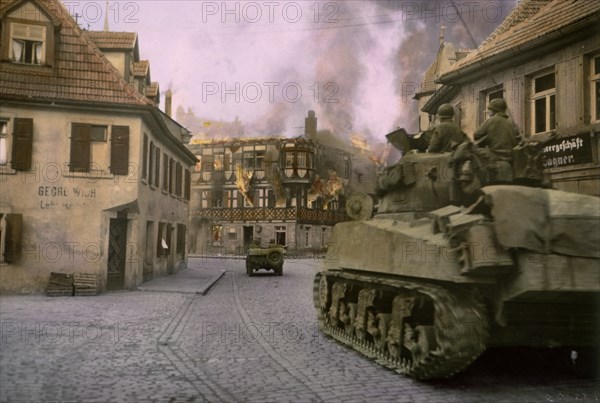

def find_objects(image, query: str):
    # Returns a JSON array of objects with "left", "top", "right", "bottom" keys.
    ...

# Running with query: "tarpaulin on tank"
[{"left": 482, "top": 186, "right": 600, "bottom": 258}]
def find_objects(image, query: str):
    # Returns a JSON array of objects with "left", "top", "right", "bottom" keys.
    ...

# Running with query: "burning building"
[{"left": 187, "top": 111, "right": 365, "bottom": 255}]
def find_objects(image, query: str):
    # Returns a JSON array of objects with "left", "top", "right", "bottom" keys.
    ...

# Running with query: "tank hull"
[{"left": 314, "top": 185, "right": 600, "bottom": 379}]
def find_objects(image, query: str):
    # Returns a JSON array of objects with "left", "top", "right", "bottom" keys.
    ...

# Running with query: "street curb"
[{"left": 196, "top": 270, "right": 226, "bottom": 295}]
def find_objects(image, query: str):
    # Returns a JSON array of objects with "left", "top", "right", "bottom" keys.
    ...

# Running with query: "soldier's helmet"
[
  {"left": 437, "top": 103, "right": 455, "bottom": 119},
  {"left": 488, "top": 98, "right": 508, "bottom": 113}
]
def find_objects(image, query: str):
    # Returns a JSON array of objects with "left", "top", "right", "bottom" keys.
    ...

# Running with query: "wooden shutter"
[
  {"left": 5, "top": 214, "right": 23, "bottom": 263},
  {"left": 154, "top": 147, "right": 161, "bottom": 187},
  {"left": 11, "top": 118, "right": 33, "bottom": 171},
  {"left": 176, "top": 224, "right": 185, "bottom": 254},
  {"left": 142, "top": 135, "right": 148, "bottom": 179},
  {"left": 176, "top": 163, "right": 182, "bottom": 196},
  {"left": 165, "top": 224, "right": 172, "bottom": 254},
  {"left": 162, "top": 154, "right": 169, "bottom": 190},
  {"left": 168, "top": 158, "right": 174, "bottom": 194},
  {"left": 70, "top": 123, "right": 90, "bottom": 172},
  {"left": 184, "top": 169, "right": 191, "bottom": 200},
  {"left": 110, "top": 126, "right": 129, "bottom": 175}
]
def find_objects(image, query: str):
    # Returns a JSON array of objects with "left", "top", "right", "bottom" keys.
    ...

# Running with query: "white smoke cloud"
[{"left": 68, "top": 0, "right": 516, "bottom": 144}]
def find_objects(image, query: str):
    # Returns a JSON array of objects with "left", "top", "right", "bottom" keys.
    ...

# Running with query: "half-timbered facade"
[{"left": 187, "top": 112, "right": 354, "bottom": 255}]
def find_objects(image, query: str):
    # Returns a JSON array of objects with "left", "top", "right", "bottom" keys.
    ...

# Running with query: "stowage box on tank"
[{"left": 313, "top": 152, "right": 600, "bottom": 380}]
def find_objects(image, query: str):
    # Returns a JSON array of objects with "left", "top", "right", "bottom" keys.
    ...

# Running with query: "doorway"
[{"left": 107, "top": 215, "right": 127, "bottom": 291}]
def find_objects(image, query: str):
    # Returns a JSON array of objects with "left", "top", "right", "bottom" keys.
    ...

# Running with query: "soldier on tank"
[
  {"left": 473, "top": 98, "right": 519, "bottom": 183},
  {"left": 428, "top": 104, "right": 469, "bottom": 153}
]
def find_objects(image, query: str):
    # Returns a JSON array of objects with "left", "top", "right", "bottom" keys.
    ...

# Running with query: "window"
[
  {"left": 163, "top": 153, "right": 169, "bottom": 190},
  {"left": 285, "top": 152, "right": 294, "bottom": 168},
  {"left": 0, "top": 121, "right": 8, "bottom": 166},
  {"left": 154, "top": 146, "right": 161, "bottom": 187},
  {"left": 305, "top": 227, "right": 310, "bottom": 247},
  {"left": 145, "top": 221, "right": 154, "bottom": 265},
  {"left": 11, "top": 118, "right": 33, "bottom": 171},
  {"left": 148, "top": 142, "right": 155, "bottom": 184},
  {"left": 592, "top": 55, "right": 600, "bottom": 123},
  {"left": 194, "top": 155, "right": 202, "bottom": 172},
  {"left": 0, "top": 213, "right": 23, "bottom": 264},
  {"left": 256, "top": 188, "right": 269, "bottom": 207},
  {"left": 9, "top": 23, "right": 46, "bottom": 65},
  {"left": 142, "top": 134, "right": 148, "bottom": 179},
  {"left": 90, "top": 125, "right": 107, "bottom": 173},
  {"left": 201, "top": 190, "right": 212, "bottom": 209},
  {"left": 70, "top": 123, "right": 128, "bottom": 174},
  {"left": 479, "top": 86, "right": 504, "bottom": 125},
  {"left": 109, "top": 126, "right": 129, "bottom": 175},
  {"left": 531, "top": 72, "right": 556, "bottom": 134},
  {"left": 176, "top": 162, "right": 183, "bottom": 196},
  {"left": 227, "top": 228, "right": 237, "bottom": 240},
  {"left": 166, "top": 224, "right": 172, "bottom": 256},
  {"left": 297, "top": 152, "right": 306, "bottom": 168},
  {"left": 176, "top": 224, "right": 186, "bottom": 257},
  {"left": 89, "top": 125, "right": 106, "bottom": 141},
  {"left": 225, "top": 189, "right": 237, "bottom": 208},
  {"left": 156, "top": 222, "right": 170, "bottom": 257},
  {"left": 242, "top": 150, "right": 265, "bottom": 170},
  {"left": 184, "top": 169, "right": 191, "bottom": 200},
  {"left": 169, "top": 158, "right": 174, "bottom": 194},
  {"left": 275, "top": 226, "right": 286, "bottom": 246},
  {"left": 214, "top": 154, "right": 224, "bottom": 171}
]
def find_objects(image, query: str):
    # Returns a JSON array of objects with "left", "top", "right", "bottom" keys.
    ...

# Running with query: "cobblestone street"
[{"left": 1, "top": 258, "right": 598, "bottom": 402}]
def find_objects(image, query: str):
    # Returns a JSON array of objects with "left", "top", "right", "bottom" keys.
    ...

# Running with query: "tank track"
[{"left": 313, "top": 270, "right": 489, "bottom": 380}]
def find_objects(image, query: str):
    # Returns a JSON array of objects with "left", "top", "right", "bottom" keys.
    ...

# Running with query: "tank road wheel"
[
  {"left": 313, "top": 273, "right": 329, "bottom": 322},
  {"left": 344, "top": 303, "right": 357, "bottom": 335},
  {"left": 314, "top": 271, "right": 489, "bottom": 380},
  {"left": 354, "top": 288, "right": 377, "bottom": 343},
  {"left": 368, "top": 313, "right": 391, "bottom": 350}
]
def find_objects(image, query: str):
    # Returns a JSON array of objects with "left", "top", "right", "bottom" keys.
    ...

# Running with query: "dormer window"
[
  {"left": 1, "top": 2, "right": 58, "bottom": 67},
  {"left": 10, "top": 23, "right": 46, "bottom": 64}
]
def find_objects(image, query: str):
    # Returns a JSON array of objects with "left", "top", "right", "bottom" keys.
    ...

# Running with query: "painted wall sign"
[{"left": 542, "top": 132, "right": 594, "bottom": 169}]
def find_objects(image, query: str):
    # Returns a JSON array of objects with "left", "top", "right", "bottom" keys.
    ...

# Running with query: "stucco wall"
[{"left": 0, "top": 105, "right": 191, "bottom": 293}]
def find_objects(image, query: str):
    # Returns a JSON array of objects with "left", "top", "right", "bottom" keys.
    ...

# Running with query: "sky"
[{"left": 65, "top": 0, "right": 517, "bottom": 145}]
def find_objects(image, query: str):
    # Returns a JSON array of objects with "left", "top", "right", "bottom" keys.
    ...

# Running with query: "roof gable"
[
  {"left": 0, "top": 0, "right": 150, "bottom": 106},
  {"left": 6, "top": 0, "right": 50, "bottom": 22},
  {"left": 85, "top": 31, "right": 138, "bottom": 50},
  {"left": 441, "top": 0, "right": 600, "bottom": 80}
]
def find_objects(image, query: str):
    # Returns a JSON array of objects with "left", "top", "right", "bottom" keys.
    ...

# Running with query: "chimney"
[
  {"left": 165, "top": 89, "right": 172, "bottom": 117},
  {"left": 305, "top": 110, "right": 317, "bottom": 141},
  {"left": 103, "top": 1, "right": 109, "bottom": 31}
]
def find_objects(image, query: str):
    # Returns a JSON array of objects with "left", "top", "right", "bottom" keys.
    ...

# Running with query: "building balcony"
[{"left": 193, "top": 206, "right": 348, "bottom": 225}]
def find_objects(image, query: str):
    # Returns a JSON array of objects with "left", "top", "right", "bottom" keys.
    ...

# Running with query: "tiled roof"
[
  {"left": 478, "top": 0, "right": 551, "bottom": 49},
  {"left": 0, "top": 0, "right": 150, "bottom": 106},
  {"left": 417, "top": 44, "right": 473, "bottom": 96},
  {"left": 133, "top": 60, "right": 149, "bottom": 77},
  {"left": 419, "top": 62, "right": 438, "bottom": 95},
  {"left": 443, "top": 0, "right": 600, "bottom": 78},
  {"left": 85, "top": 31, "right": 137, "bottom": 50},
  {"left": 145, "top": 82, "right": 159, "bottom": 97}
]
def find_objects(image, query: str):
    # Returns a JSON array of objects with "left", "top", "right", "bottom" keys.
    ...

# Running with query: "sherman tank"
[{"left": 313, "top": 141, "right": 600, "bottom": 380}]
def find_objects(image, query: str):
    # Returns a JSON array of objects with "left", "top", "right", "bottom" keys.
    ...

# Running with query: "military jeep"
[{"left": 246, "top": 242, "right": 285, "bottom": 276}]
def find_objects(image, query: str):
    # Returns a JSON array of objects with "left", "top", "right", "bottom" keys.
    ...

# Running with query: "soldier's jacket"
[
  {"left": 428, "top": 119, "right": 469, "bottom": 153},
  {"left": 474, "top": 113, "right": 518, "bottom": 159}
]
